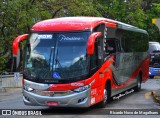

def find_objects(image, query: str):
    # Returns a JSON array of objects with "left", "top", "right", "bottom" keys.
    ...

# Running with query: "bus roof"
[
  {"left": 31, "top": 17, "right": 148, "bottom": 34},
  {"left": 117, "top": 21, "right": 148, "bottom": 34}
]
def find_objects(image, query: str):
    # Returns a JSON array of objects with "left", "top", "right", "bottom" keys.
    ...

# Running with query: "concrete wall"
[{"left": 0, "top": 73, "right": 22, "bottom": 88}]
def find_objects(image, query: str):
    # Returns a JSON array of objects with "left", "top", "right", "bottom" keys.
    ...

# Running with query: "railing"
[{"left": 0, "top": 72, "right": 22, "bottom": 88}]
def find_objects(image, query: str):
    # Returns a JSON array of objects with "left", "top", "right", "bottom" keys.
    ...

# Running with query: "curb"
[{"left": 152, "top": 91, "right": 160, "bottom": 104}]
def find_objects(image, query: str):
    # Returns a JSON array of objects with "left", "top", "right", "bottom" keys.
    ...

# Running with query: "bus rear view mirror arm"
[
  {"left": 12, "top": 34, "right": 28, "bottom": 55},
  {"left": 87, "top": 32, "right": 102, "bottom": 55},
  {"left": 12, "top": 34, "right": 28, "bottom": 71}
]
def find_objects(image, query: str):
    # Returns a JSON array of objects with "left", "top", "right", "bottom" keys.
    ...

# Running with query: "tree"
[
  {"left": 0, "top": 0, "right": 44, "bottom": 72},
  {"left": 1, "top": 0, "right": 160, "bottom": 72},
  {"left": 143, "top": 1, "right": 160, "bottom": 41}
]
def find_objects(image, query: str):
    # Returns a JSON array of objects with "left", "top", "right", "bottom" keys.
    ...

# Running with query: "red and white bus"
[{"left": 12, "top": 17, "right": 149, "bottom": 108}]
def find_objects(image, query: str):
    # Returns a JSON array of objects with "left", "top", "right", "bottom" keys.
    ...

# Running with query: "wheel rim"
[
  {"left": 138, "top": 79, "right": 141, "bottom": 88},
  {"left": 104, "top": 88, "right": 108, "bottom": 103},
  {"left": 137, "top": 76, "right": 141, "bottom": 89}
]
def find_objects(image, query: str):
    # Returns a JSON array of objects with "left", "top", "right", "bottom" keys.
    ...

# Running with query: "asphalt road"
[{"left": 0, "top": 79, "right": 160, "bottom": 118}]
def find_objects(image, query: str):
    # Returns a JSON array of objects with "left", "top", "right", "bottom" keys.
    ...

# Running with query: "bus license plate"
[{"left": 46, "top": 101, "right": 59, "bottom": 106}]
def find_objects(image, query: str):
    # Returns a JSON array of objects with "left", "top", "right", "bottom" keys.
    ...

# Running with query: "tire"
[
  {"left": 149, "top": 76, "right": 154, "bottom": 79},
  {"left": 134, "top": 74, "right": 142, "bottom": 92},
  {"left": 98, "top": 82, "right": 111, "bottom": 108}
]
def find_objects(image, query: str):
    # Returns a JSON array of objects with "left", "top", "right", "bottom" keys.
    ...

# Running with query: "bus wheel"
[
  {"left": 98, "top": 83, "right": 111, "bottom": 108},
  {"left": 149, "top": 76, "right": 154, "bottom": 79},
  {"left": 134, "top": 74, "right": 142, "bottom": 92}
]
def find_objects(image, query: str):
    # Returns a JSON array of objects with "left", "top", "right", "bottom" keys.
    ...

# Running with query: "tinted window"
[{"left": 121, "top": 30, "right": 148, "bottom": 52}]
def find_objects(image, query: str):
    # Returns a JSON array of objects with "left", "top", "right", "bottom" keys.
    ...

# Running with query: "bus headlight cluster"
[
  {"left": 23, "top": 85, "right": 34, "bottom": 92},
  {"left": 73, "top": 85, "right": 90, "bottom": 92}
]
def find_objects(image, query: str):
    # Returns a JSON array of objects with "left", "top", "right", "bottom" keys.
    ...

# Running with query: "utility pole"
[{"left": 152, "top": 18, "right": 160, "bottom": 32}]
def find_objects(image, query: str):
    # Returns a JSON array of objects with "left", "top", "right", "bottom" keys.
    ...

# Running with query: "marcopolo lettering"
[{"left": 38, "top": 35, "right": 52, "bottom": 39}]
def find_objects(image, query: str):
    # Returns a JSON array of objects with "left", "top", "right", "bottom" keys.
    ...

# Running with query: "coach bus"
[
  {"left": 149, "top": 42, "right": 160, "bottom": 78},
  {"left": 12, "top": 17, "right": 149, "bottom": 108}
]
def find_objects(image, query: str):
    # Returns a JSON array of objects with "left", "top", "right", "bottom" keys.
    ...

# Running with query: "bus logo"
[{"left": 49, "top": 91, "right": 55, "bottom": 96}]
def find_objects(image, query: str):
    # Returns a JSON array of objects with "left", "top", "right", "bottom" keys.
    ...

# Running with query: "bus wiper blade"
[
  {"left": 49, "top": 47, "right": 54, "bottom": 70},
  {"left": 55, "top": 48, "right": 62, "bottom": 68},
  {"left": 55, "top": 58, "right": 62, "bottom": 68}
]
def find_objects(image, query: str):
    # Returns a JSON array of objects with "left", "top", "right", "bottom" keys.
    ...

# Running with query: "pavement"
[
  {"left": 0, "top": 88, "right": 22, "bottom": 101},
  {"left": 0, "top": 87, "right": 6, "bottom": 92},
  {"left": 0, "top": 87, "right": 21, "bottom": 92},
  {"left": 151, "top": 77, "right": 160, "bottom": 104}
]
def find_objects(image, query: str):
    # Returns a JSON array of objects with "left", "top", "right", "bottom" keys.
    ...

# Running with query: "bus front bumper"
[{"left": 23, "top": 88, "right": 91, "bottom": 108}]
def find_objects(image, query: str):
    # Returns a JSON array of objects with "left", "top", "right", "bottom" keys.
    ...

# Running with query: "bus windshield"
[
  {"left": 149, "top": 42, "right": 160, "bottom": 53},
  {"left": 24, "top": 31, "right": 90, "bottom": 83}
]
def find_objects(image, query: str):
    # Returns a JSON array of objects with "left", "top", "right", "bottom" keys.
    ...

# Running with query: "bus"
[
  {"left": 149, "top": 42, "right": 160, "bottom": 78},
  {"left": 12, "top": 17, "right": 149, "bottom": 108}
]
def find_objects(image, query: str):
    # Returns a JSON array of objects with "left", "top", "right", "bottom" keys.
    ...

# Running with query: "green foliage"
[{"left": 0, "top": 0, "right": 160, "bottom": 72}]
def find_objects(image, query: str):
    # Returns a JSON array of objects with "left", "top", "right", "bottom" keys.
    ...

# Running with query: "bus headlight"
[
  {"left": 23, "top": 85, "right": 34, "bottom": 92},
  {"left": 73, "top": 85, "right": 90, "bottom": 92}
]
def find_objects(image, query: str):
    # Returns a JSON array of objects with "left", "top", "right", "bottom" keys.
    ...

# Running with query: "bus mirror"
[
  {"left": 12, "top": 34, "right": 28, "bottom": 72},
  {"left": 87, "top": 32, "right": 102, "bottom": 55}
]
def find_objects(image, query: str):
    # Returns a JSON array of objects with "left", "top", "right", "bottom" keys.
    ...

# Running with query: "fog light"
[
  {"left": 24, "top": 96, "right": 30, "bottom": 102},
  {"left": 78, "top": 97, "right": 86, "bottom": 103}
]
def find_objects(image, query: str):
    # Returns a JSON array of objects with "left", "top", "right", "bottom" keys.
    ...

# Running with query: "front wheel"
[
  {"left": 134, "top": 74, "right": 142, "bottom": 92},
  {"left": 98, "top": 83, "right": 111, "bottom": 108},
  {"left": 149, "top": 76, "right": 154, "bottom": 79}
]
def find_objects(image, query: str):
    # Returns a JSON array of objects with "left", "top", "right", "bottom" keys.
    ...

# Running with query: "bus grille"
[
  {"left": 32, "top": 90, "right": 73, "bottom": 97},
  {"left": 150, "top": 57, "right": 160, "bottom": 68}
]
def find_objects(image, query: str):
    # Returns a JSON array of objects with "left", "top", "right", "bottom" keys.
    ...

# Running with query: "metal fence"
[{"left": 0, "top": 72, "right": 22, "bottom": 88}]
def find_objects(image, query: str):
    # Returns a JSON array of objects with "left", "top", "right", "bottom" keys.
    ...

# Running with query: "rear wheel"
[{"left": 134, "top": 74, "right": 142, "bottom": 92}]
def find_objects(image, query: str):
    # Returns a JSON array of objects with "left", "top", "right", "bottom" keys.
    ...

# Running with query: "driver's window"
[{"left": 104, "top": 39, "right": 116, "bottom": 56}]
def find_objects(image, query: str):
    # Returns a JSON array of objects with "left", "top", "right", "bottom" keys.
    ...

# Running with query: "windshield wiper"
[
  {"left": 153, "top": 50, "right": 160, "bottom": 53},
  {"left": 49, "top": 47, "right": 54, "bottom": 70},
  {"left": 55, "top": 49, "right": 62, "bottom": 68}
]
